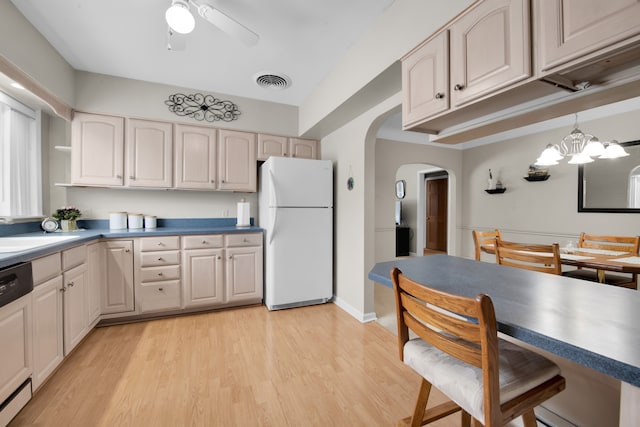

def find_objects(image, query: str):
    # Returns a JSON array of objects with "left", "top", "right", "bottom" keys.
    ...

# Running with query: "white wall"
[{"left": 460, "top": 108, "right": 640, "bottom": 259}]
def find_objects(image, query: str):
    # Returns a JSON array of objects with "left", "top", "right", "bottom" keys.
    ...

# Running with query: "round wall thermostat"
[{"left": 41, "top": 217, "right": 59, "bottom": 233}]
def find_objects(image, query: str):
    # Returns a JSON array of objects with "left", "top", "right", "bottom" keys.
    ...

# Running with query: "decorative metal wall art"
[{"left": 165, "top": 93, "right": 240, "bottom": 122}]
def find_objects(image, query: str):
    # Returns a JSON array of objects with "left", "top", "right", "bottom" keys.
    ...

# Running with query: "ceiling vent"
[{"left": 255, "top": 73, "right": 291, "bottom": 90}]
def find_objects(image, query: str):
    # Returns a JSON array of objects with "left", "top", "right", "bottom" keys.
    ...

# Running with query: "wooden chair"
[
  {"left": 564, "top": 233, "right": 640, "bottom": 289},
  {"left": 391, "top": 268, "right": 565, "bottom": 427},
  {"left": 495, "top": 239, "right": 562, "bottom": 275},
  {"left": 472, "top": 229, "right": 501, "bottom": 261}
]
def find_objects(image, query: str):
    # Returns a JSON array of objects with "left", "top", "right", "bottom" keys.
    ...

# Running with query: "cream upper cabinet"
[
  {"left": 174, "top": 124, "right": 218, "bottom": 190},
  {"left": 126, "top": 119, "right": 173, "bottom": 188},
  {"left": 449, "top": 0, "right": 530, "bottom": 107},
  {"left": 71, "top": 112, "right": 124, "bottom": 186},
  {"left": 536, "top": 0, "right": 640, "bottom": 73},
  {"left": 218, "top": 129, "right": 257, "bottom": 192},
  {"left": 289, "top": 138, "right": 318, "bottom": 159},
  {"left": 258, "top": 135, "right": 319, "bottom": 160},
  {"left": 402, "top": 31, "right": 450, "bottom": 127},
  {"left": 257, "top": 134, "right": 288, "bottom": 160}
]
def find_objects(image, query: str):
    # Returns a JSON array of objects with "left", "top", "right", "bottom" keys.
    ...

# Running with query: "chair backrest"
[
  {"left": 578, "top": 233, "right": 640, "bottom": 254},
  {"left": 495, "top": 239, "right": 562, "bottom": 275},
  {"left": 391, "top": 268, "right": 501, "bottom": 425},
  {"left": 472, "top": 229, "right": 501, "bottom": 260}
]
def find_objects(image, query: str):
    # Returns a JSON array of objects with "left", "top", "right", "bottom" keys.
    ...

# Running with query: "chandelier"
[{"left": 535, "top": 114, "right": 629, "bottom": 166}]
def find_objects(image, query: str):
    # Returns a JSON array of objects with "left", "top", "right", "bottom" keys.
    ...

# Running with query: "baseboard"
[{"left": 333, "top": 296, "right": 377, "bottom": 323}]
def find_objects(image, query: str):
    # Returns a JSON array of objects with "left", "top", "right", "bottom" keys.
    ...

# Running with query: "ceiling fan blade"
[{"left": 196, "top": 4, "right": 259, "bottom": 46}]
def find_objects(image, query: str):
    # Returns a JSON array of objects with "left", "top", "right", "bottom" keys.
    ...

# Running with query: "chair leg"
[
  {"left": 522, "top": 409, "right": 537, "bottom": 427},
  {"left": 410, "top": 378, "right": 432, "bottom": 427}
]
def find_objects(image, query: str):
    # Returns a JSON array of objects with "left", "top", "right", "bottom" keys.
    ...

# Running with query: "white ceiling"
[{"left": 10, "top": 0, "right": 395, "bottom": 106}]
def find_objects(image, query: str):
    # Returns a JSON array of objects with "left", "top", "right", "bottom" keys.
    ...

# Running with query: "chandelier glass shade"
[
  {"left": 165, "top": 0, "right": 195, "bottom": 34},
  {"left": 535, "top": 116, "right": 629, "bottom": 166}
]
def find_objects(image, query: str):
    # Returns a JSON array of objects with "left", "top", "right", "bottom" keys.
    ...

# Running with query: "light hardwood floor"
[{"left": 11, "top": 303, "right": 462, "bottom": 427}]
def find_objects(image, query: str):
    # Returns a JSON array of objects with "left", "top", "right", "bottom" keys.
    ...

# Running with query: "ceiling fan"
[{"left": 165, "top": 0, "right": 259, "bottom": 47}]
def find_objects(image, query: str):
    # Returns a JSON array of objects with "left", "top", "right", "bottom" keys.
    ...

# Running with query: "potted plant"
[{"left": 52, "top": 206, "right": 81, "bottom": 232}]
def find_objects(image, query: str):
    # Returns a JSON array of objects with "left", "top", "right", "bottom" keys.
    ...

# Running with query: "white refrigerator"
[{"left": 259, "top": 157, "right": 333, "bottom": 310}]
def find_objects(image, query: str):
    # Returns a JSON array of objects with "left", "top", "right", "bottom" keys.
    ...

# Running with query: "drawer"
[
  {"left": 225, "top": 233, "right": 263, "bottom": 247},
  {"left": 140, "top": 251, "right": 180, "bottom": 267},
  {"left": 182, "top": 235, "right": 223, "bottom": 250},
  {"left": 62, "top": 245, "right": 87, "bottom": 270},
  {"left": 139, "top": 236, "right": 180, "bottom": 252},
  {"left": 138, "top": 280, "right": 181, "bottom": 313},
  {"left": 32, "top": 253, "right": 61, "bottom": 284},
  {"left": 140, "top": 265, "right": 181, "bottom": 282}
]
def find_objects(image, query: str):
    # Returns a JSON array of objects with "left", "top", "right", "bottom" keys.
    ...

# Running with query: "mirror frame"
[
  {"left": 395, "top": 180, "right": 406, "bottom": 199},
  {"left": 578, "top": 139, "right": 640, "bottom": 213}
]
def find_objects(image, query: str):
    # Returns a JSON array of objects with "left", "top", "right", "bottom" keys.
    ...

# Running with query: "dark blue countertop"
[
  {"left": 369, "top": 254, "right": 640, "bottom": 388},
  {"left": 0, "top": 218, "right": 262, "bottom": 269}
]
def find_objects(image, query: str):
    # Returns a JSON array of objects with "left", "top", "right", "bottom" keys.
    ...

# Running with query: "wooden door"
[
  {"left": 218, "top": 129, "right": 257, "bottom": 192},
  {"left": 450, "top": 0, "right": 530, "bottom": 107},
  {"left": 425, "top": 178, "right": 448, "bottom": 251}
]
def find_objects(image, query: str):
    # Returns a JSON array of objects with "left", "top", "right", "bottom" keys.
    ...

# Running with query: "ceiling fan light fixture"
[{"left": 166, "top": 0, "right": 195, "bottom": 34}]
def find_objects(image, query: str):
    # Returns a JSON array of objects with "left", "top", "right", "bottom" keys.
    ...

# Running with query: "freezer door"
[
  {"left": 265, "top": 207, "right": 332, "bottom": 309},
  {"left": 264, "top": 157, "right": 332, "bottom": 207}
]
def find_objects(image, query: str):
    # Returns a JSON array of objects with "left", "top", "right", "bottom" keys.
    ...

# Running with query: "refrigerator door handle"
[{"left": 268, "top": 170, "right": 278, "bottom": 245}]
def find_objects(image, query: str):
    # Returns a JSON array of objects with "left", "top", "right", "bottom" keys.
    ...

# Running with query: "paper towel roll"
[{"left": 236, "top": 200, "right": 250, "bottom": 227}]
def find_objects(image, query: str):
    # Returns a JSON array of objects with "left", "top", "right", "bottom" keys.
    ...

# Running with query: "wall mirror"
[
  {"left": 578, "top": 140, "right": 640, "bottom": 212},
  {"left": 395, "top": 180, "right": 406, "bottom": 199}
]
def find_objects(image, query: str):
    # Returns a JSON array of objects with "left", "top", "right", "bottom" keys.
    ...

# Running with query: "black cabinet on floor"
[{"left": 396, "top": 226, "right": 410, "bottom": 257}]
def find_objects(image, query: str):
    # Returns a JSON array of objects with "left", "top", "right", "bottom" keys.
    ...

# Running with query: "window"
[{"left": 0, "top": 91, "right": 42, "bottom": 218}]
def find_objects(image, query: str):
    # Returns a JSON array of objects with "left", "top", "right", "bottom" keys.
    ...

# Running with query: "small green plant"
[{"left": 52, "top": 206, "right": 81, "bottom": 220}]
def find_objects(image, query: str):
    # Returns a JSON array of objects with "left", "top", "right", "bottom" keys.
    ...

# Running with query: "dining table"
[
  {"left": 481, "top": 243, "right": 640, "bottom": 284},
  {"left": 368, "top": 254, "right": 640, "bottom": 427}
]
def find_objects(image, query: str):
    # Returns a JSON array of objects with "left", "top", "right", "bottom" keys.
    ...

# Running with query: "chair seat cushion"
[{"left": 403, "top": 338, "right": 560, "bottom": 424}]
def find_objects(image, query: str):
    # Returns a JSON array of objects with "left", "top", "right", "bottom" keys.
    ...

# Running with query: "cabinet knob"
[
  {"left": 228, "top": 255, "right": 232, "bottom": 259},
  {"left": 158, "top": 287, "right": 163, "bottom": 292},
  {"left": 217, "top": 256, "right": 221, "bottom": 260},
  {"left": 291, "top": 154, "right": 296, "bottom": 158},
  {"left": 157, "top": 242, "right": 164, "bottom": 246},
  {"left": 125, "top": 249, "right": 130, "bottom": 253},
  {"left": 60, "top": 287, "right": 66, "bottom": 292},
  {"left": 453, "top": 84, "right": 465, "bottom": 91},
  {"left": 210, "top": 179, "right": 215, "bottom": 183},
  {"left": 435, "top": 92, "right": 445, "bottom": 99},
  {"left": 202, "top": 240, "right": 208, "bottom": 244},
  {"left": 67, "top": 282, "right": 74, "bottom": 287},
  {"left": 158, "top": 272, "right": 164, "bottom": 276},
  {"left": 157, "top": 257, "right": 164, "bottom": 261},
  {"left": 221, "top": 179, "right": 225, "bottom": 183}
]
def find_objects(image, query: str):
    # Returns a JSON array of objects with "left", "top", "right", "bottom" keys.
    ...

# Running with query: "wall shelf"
[
  {"left": 485, "top": 188, "right": 506, "bottom": 194},
  {"left": 524, "top": 175, "right": 550, "bottom": 182}
]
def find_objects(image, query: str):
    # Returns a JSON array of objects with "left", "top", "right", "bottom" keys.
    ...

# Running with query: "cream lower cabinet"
[
  {"left": 62, "top": 262, "right": 88, "bottom": 355},
  {"left": 225, "top": 245, "right": 262, "bottom": 303},
  {"left": 101, "top": 240, "right": 134, "bottom": 315},
  {"left": 136, "top": 236, "right": 181, "bottom": 313},
  {"left": 86, "top": 242, "right": 102, "bottom": 325},
  {"left": 0, "top": 293, "right": 32, "bottom": 405},
  {"left": 31, "top": 253, "right": 63, "bottom": 390}
]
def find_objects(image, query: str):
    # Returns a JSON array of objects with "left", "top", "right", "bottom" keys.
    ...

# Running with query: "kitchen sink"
[{"left": 0, "top": 235, "right": 82, "bottom": 253}]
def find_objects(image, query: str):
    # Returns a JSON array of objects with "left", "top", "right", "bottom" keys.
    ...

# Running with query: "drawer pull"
[
  {"left": 158, "top": 257, "right": 164, "bottom": 261},
  {"left": 158, "top": 272, "right": 164, "bottom": 276},
  {"left": 202, "top": 240, "right": 208, "bottom": 244},
  {"left": 243, "top": 238, "right": 248, "bottom": 242},
  {"left": 157, "top": 242, "right": 164, "bottom": 246},
  {"left": 158, "top": 287, "right": 163, "bottom": 292}
]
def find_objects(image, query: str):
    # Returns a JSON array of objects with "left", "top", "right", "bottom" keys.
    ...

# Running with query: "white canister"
[
  {"left": 128, "top": 213, "right": 143, "bottom": 229},
  {"left": 144, "top": 215, "right": 157, "bottom": 229},
  {"left": 109, "top": 212, "right": 127, "bottom": 229},
  {"left": 236, "top": 198, "right": 250, "bottom": 227}
]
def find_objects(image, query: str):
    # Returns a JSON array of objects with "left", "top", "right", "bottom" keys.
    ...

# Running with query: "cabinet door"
[
  {"left": 63, "top": 263, "right": 87, "bottom": 355},
  {"left": 126, "top": 119, "right": 173, "bottom": 188},
  {"left": 182, "top": 249, "right": 225, "bottom": 307},
  {"left": 450, "top": 0, "right": 530, "bottom": 107},
  {"left": 0, "top": 294, "right": 32, "bottom": 404},
  {"left": 225, "top": 246, "right": 263, "bottom": 303},
  {"left": 257, "top": 134, "right": 288, "bottom": 160},
  {"left": 402, "top": 31, "right": 450, "bottom": 126},
  {"left": 102, "top": 240, "right": 134, "bottom": 314},
  {"left": 32, "top": 276, "right": 63, "bottom": 390},
  {"left": 537, "top": 0, "right": 640, "bottom": 72},
  {"left": 218, "top": 129, "right": 257, "bottom": 192},
  {"left": 288, "top": 138, "right": 319, "bottom": 160},
  {"left": 86, "top": 243, "right": 102, "bottom": 325},
  {"left": 174, "top": 124, "right": 218, "bottom": 189},
  {"left": 71, "top": 112, "right": 124, "bottom": 186}
]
